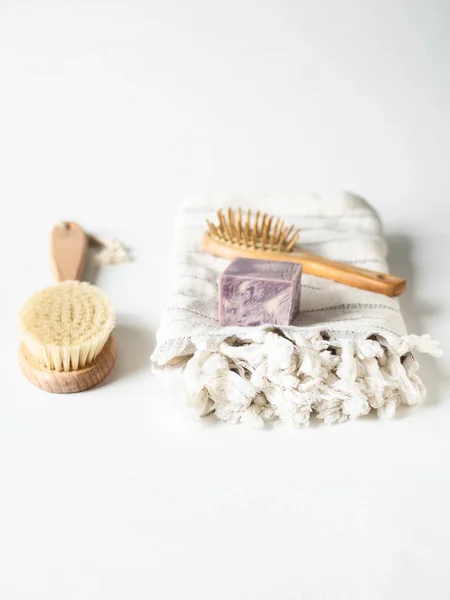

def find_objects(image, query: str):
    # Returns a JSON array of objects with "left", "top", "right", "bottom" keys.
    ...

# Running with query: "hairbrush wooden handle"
[
  {"left": 290, "top": 251, "right": 405, "bottom": 296},
  {"left": 51, "top": 222, "right": 88, "bottom": 282},
  {"left": 203, "top": 234, "right": 406, "bottom": 296}
]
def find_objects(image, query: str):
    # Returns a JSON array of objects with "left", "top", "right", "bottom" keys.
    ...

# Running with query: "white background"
[{"left": 1, "top": 1, "right": 450, "bottom": 599}]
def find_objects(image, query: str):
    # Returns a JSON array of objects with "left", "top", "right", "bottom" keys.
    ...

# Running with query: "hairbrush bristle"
[
  {"left": 19, "top": 281, "right": 115, "bottom": 372},
  {"left": 206, "top": 209, "right": 300, "bottom": 252}
]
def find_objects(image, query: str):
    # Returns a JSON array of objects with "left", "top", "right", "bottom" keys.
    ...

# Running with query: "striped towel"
[{"left": 151, "top": 192, "right": 441, "bottom": 427}]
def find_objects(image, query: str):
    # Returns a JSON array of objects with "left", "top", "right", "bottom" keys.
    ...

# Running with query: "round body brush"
[
  {"left": 18, "top": 223, "right": 117, "bottom": 393},
  {"left": 204, "top": 209, "right": 406, "bottom": 297}
]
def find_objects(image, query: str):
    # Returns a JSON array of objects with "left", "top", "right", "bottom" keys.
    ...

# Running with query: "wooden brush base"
[{"left": 18, "top": 336, "right": 117, "bottom": 393}]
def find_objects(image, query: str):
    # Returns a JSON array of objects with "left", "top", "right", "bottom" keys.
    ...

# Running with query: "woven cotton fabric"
[{"left": 151, "top": 192, "right": 441, "bottom": 427}]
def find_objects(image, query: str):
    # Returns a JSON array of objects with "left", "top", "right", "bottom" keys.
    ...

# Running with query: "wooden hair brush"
[
  {"left": 18, "top": 222, "right": 117, "bottom": 393},
  {"left": 203, "top": 209, "right": 405, "bottom": 297}
]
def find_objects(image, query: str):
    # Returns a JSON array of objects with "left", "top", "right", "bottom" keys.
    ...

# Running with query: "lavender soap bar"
[{"left": 219, "top": 258, "right": 302, "bottom": 327}]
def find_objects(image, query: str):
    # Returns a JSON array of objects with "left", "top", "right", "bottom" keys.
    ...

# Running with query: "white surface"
[{"left": 1, "top": 1, "right": 450, "bottom": 599}]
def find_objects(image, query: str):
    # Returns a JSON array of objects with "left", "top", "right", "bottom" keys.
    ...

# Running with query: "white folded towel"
[{"left": 151, "top": 192, "right": 441, "bottom": 427}]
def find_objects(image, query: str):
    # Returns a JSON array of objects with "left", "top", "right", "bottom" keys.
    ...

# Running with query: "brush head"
[
  {"left": 206, "top": 208, "right": 300, "bottom": 253},
  {"left": 19, "top": 280, "right": 115, "bottom": 372}
]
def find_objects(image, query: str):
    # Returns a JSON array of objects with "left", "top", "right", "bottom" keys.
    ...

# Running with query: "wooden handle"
[
  {"left": 203, "top": 234, "right": 406, "bottom": 296},
  {"left": 51, "top": 222, "right": 88, "bottom": 282},
  {"left": 286, "top": 251, "right": 406, "bottom": 296}
]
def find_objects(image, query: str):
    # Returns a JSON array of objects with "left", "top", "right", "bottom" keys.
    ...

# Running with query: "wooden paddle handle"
[
  {"left": 51, "top": 222, "right": 88, "bottom": 282},
  {"left": 202, "top": 234, "right": 406, "bottom": 296},
  {"left": 289, "top": 251, "right": 406, "bottom": 296}
]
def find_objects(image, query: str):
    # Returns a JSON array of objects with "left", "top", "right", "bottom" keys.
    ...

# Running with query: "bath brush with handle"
[
  {"left": 18, "top": 222, "right": 117, "bottom": 393},
  {"left": 203, "top": 209, "right": 405, "bottom": 297}
]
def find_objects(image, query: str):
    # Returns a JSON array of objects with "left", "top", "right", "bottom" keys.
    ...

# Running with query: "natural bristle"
[
  {"left": 206, "top": 209, "right": 300, "bottom": 253},
  {"left": 19, "top": 281, "right": 115, "bottom": 372}
]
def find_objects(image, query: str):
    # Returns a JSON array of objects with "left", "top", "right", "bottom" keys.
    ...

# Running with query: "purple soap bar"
[{"left": 219, "top": 258, "right": 302, "bottom": 327}]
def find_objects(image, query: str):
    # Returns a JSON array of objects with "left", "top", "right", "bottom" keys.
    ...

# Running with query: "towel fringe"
[{"left": 159, "top": 331, "right": 442, "bottom": 428}]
